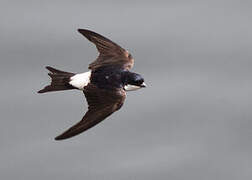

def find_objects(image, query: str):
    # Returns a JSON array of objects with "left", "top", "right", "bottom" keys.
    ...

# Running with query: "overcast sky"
[{"left": 1, "top": 0, "right": 252, "bottom": 179}]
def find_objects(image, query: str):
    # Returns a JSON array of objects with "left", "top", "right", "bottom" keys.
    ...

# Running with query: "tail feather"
[
  {"left": 38, "top": 66, "right": 76, "bottom": 93},
  {"left": 46, "top": 66, "right": 69, "bottom": 74}
]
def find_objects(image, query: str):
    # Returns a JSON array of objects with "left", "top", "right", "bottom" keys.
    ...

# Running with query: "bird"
[{"left": 38, "top": 29, "right": 146, "bottom": 140}]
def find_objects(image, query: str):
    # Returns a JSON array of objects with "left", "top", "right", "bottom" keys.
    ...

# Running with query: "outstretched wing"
[
  {"left": 78, "top": 29, "right": 134, "bottom": 70},
  {"left": 55, "top": 84, "right": 126, "bottom": 140}
]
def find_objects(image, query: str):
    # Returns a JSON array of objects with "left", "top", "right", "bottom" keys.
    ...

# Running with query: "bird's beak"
[{"left": 140, "top": 82, "right": 147, "bottom": 88}]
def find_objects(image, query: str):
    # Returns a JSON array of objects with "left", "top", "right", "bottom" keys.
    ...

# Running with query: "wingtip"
[
  {"left": 54, "top": 134, "right": 69, "bottom": 141},
  {"left": 77, "top": 29, "right": 98, "bottom": 41},
  {"left": 45, "top": 66, "right": 55, "bottom": 72},
  {"left": 37, "top": 88, "right": 48, "bottom": 93},
  {"left": 54, "top": 136, "right": 62, "bottom": 141},
  {"left": 77, "top": 28, "right": 88, "bottom": 34},
  {"left": 45, "top": 66, "right": 52, "bottom": 70},
  {"left": 37, "top": 89, "right": 48, "bottom": 94},
  {"left": 55, "top": 131, "right": 70, "bottom": 140},
  {"left": 78, "top": 29, "right": 94, "bottom": 42}
]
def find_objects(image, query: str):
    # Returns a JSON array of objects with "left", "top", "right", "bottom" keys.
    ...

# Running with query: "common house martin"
[{"left": 38, "top": 29, "right": 146, "bottom": 140}]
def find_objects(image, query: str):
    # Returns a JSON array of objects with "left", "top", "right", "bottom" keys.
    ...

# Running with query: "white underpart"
[
  {"left": 69, "top": 71, "right": 91, "bottom": 90},
  {"left": 124, "top": 84, "right": 141, "bottom": 91}
]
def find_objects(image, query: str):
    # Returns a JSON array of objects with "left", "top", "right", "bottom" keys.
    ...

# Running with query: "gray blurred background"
[{"left": 1, "top": 0, "right": 251, "bottom": 179}]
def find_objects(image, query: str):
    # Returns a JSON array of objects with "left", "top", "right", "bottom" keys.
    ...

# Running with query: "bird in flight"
[{"left": 38, "top": 29, "right": 146, "bottom": 140}]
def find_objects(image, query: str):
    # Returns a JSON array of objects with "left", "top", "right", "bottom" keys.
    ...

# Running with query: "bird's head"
[{"left": 123, "top": 72, "right": 146, "bottom": 91}]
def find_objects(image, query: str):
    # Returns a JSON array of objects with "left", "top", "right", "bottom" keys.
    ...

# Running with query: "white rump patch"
[
  {"left": 69, "top": 71, "right": 91, "bottom": 90},
  {"left": 124, "top": 84, "right": 141, "bottom": 91}
]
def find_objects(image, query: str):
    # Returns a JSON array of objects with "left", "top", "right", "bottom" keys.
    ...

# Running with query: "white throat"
[{"left": 124, "top": 84, "right": 141, "bottom": 91}]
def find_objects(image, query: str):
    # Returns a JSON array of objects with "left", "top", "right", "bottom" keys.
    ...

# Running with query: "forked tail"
[{"left": 38, "top": 66, "right": 76, "bottom": 93}]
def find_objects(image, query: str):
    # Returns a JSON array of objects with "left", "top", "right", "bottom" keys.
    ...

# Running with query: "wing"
[
  {"left": 55, "top": 84, "right": 126, "bottom": 140},
  {"left": 78, "top": 29, "right": 134, "bottom": 70}
]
